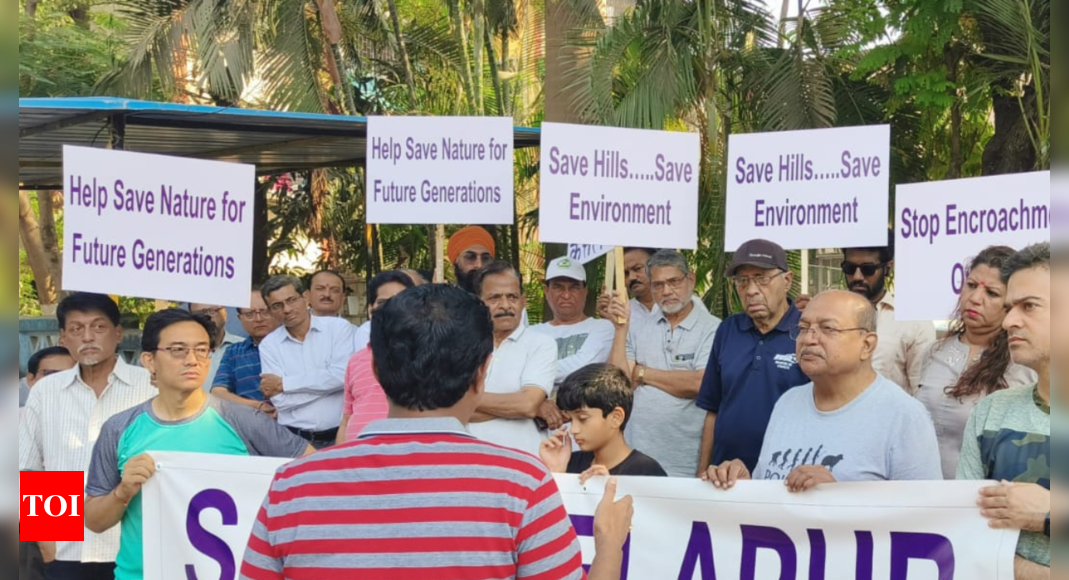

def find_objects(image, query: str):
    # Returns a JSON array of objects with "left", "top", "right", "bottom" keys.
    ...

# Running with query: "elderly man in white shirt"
[
  {"left": 18, "top": 293, "right": 156, "bottom": 580},
  {"left": 468, "top": 262, "right": 558, "bottom": 456},
  {"left": 259, "top": 276, "right": 356, "bottom": 450}
]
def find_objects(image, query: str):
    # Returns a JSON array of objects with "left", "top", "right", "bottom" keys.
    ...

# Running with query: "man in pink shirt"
[{"left": 338, "top": 271, "right": 416, "bottom": 444}]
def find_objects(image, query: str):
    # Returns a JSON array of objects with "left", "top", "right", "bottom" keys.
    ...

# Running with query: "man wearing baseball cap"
[
  {"left": 447, "top": 226, "right": 497, "bottom": 293},
  {"left": 696, "top": 239, "right": 811, "bottom": 477},
  {"left": 533, "top": 258, "right": 615, "bottom": 429}
]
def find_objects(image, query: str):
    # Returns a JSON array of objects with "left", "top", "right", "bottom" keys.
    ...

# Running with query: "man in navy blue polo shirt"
[{"left": 697, "top": 239, "right": 810, "bottom": 477}]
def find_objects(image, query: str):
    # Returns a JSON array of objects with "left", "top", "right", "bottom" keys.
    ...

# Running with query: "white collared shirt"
[
  {"left": 873, "top": 292, "right": 937, "bottom": 395},
  {"left": 259, "top": 315, "right": 356, "bottom": 431},
  {"left": 18, "top": 358, "right": 156, "bottom": 563},
  {"left": 468, "top": 325, "right": 557, "bottom": 456},
  {"left": 202, "top": 332, "right": 244, "bottom": 392}
]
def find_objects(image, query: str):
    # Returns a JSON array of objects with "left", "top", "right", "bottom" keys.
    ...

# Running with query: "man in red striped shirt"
[{"left": 240, "top": 284, "right": 632, "bottom": 580}]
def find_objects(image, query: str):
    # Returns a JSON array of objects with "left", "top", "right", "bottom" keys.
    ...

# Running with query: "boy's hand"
[
  {"left": 705, "top": 459, "right": 751, "bottom": 490},
  {"left": 539, "top": 429, "right": 573, "bottom": 473},
  {"left": 580, "top": 465, "right": 612, "bottom": 485}
]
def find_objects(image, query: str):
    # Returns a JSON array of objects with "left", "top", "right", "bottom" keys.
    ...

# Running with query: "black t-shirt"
[{"left": 567, "top": 450, "right": 668, "bottom": 477}]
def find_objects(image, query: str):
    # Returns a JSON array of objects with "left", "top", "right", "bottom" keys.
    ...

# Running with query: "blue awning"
[{"left": 19, "top": 97, "right": 542, "bottom": 190}]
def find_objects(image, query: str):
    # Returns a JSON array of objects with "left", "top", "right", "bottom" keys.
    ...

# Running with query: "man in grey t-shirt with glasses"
[{"left": 706, "top": 290, "right": 941, "bottom": 491}]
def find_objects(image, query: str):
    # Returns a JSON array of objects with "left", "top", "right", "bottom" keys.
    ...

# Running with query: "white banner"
[
  {"left": 144, "top": 453, "right": 1017, "bottom": 580},
  {"left": 62, "top": 146, "right": 255, "bottom": 308},
  {"left": 568, "top": 244, "right": 613, "bottom": 265},
  {"left": 366, "top": 116, "right": 515, "bottom": 225},
  {"left": 895, "top": 172, "right": 1050, "bottom": 321},
  {"left": 539, "top": 123, "right": 701, "bottom": 250},
  {"left": 725, "top": 126, "right": 891, "bottom": 252}
]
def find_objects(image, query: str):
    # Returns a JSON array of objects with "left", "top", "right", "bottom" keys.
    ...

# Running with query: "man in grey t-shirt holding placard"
[{"left": 706, "top": 290, "right": 941, "bottom": 490}]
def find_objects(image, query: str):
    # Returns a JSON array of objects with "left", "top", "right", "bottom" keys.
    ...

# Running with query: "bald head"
[
  {"left": 811, "top": 290, "right": 877, "bottom": 333},
  {"left": 796, "top": 290, "right": 879, "bottom": 383}
]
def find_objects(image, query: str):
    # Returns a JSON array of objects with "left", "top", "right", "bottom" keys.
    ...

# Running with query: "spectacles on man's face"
[
  {"left": 462, "top": 252, "right": 494, "bottom": 267},
  {"left": 732, "top": 271, "right": 786, "bottom": 290},
  {"left": 651, "top": 277, "right": 688, "bottom": 293},
  {"left": 790, "top": 324, "right": 868, "bottom": 342},
  {"left": 841, "top": 262, "right": 886, "bottom": 277},
  {"left": 192, "top": 307, "right": 223, "bottom": 317},
  {"left": 64, "top": 322, "right": 114, "bottom": 337},
  {"left": 269, "top": 296, "right": 304, "bottom": 312},
  {"left": 238, "top": 309, "right": 271, "bottom": 321},
  {"left": 155, "top": 345, "right": 212, "bottom": 362}
]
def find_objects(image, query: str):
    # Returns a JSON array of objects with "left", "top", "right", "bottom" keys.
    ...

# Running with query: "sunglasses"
[{"left": 841, "top": 262, "right": 886, "bottom": 277}]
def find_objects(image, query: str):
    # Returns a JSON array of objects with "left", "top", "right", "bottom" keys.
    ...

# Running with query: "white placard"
[
  {"left": 62, "top": 146, "right": 255, "bottom": 308},
  {"left": 725, "top": 125, "right": 891, "bottom": 251},
  {"left": 366, "top": 116, "right": 515, "bottom": 225},
  {"left": 143, "top": 453, "right": 1017, "bottom": 580},
  {"left": 142, "top": 452, "right": 290, "bottom": 580},
  {"left": 895, "top": 172, "right": 1050, "bottom": 321},
  {"left": 1053, "top": 171, "right": 1067, "bottom": 244},
  {"left": 539, "top": 123, "right": 700, "bottom": 250},
  {"left": 567, "top": 244, "right": 613, "bottom": 265}
]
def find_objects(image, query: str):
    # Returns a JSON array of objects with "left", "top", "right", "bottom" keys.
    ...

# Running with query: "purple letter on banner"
[
  {"left": 569, "top": 515, "right": 630, "bottom": 579},
  {"left": 890, "top": 532, "right": 955, "bottom": 580},
  {"left": 185, "top": 489, "right": 238, "bottom": 580},
  {"left": 740, "top": 525, "right": 797, "bottom": 580},
  {"left": 677, "top": 522, "right": 717, "bottom": 580},
  {"left": 807, "top": 530, "right": 827, "bottom": 580},
  {"left": 855, "top": 531, "right": 874, "bottom": 580}
]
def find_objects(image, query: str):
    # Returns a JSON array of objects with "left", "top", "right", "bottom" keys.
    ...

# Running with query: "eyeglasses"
[
  {"left": 841, "top": 262, "right": 886, "bottom": 277},
  {"left": 269, "top": 296, "right": 304, "bottom": 312},
  {"left": 651, "top": 277, "right": 688, "bottom": 293},
  {"left": 238, "top": 309, "right": 271, "bottom": 320},
  {"left": 192, "top": 307, "right": 223, "bottom": 317},
  {"left": 155, "top": 346, "right": 212, "bottom": 362},
  {"left": 461, "top": 252, "right": 494, "bottom": 266},
  {"left": 790, "top": 324, "right": 869, "bottom": 342},
  {"left": 731, "top": 271, "right": 786, "bottom": 290}
]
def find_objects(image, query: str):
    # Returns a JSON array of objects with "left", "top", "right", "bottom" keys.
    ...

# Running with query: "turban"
[{"left": 447, "top": 227, "right": 496, "bottom": 265}]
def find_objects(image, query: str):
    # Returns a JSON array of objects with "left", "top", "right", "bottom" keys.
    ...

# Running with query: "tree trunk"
[
  {"left": 252, "top": 182, "right": 270, "bottom": 286},
  {"left": 19, "top": 192, "right": 59, "bottom": 307},
  {"left": 472, "top": 0, "right": 486, "bottom": 114},
  {"left": 67, "top": 3, "right": 90, "bottom": 29},
  {"left": 982, "top": 86, "right": 1037, "bottom": 176},
  {"left": 386, "top": 0, "right": 419, "bottom": 108},
  {"left": 37, "top": 191, "right": 63, "bottom": 296},
  {"left": 545, "top": 0, "right": 601, "bottom": 124},
  {"left": 946, "top": 47, "right": 963, "bottom": 179},
  {"left": 485, "top": 25, "right": 506, "bottom": 115},
  {"left": 448, "top": 0, "right": 478, "bottom": 114}
]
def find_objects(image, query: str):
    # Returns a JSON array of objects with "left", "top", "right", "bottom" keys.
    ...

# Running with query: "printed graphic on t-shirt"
[
  {"left": 555, "top": 333, "right": 590, "bottom": 359},
  {"left": 773, "top": 353, "right": 798, "bottom": 371},
  {"left": 763, "top": 445, "right": 843, "bottom": 480}
]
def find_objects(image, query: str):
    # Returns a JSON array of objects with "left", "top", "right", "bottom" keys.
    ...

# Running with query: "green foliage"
[{"left": 19, "top": 6, "right": 125, "bottom": 97}]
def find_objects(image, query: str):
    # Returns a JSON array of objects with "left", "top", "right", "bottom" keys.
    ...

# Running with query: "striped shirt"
[
  {"left": 214, "top": 337, "right": 266, "bottom": 401},
  {"left": 18, "top": 359, "right": 156, "bottom": 563},
  {"left": 240, "top": 418, "right": 585, "bottom": 580},
  {"left": 341, "top": 347, "right": 389, "bottom": 443}
]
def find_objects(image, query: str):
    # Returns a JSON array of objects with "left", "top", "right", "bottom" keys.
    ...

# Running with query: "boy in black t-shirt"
[{"left": 540, "top": 364, "right": 667, "bottom": 481}]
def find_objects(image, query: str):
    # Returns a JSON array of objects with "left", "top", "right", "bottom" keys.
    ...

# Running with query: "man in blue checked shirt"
[{"left": 211, "top": 287, "right": 281, "bottom": 417}]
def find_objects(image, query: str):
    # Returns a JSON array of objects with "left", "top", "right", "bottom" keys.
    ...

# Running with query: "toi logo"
[{"left": 20, "top": 472, "right": 86, "bottom": 542}]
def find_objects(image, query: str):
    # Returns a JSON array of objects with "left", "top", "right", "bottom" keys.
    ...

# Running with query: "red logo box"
[{"left": 20, "top": 472, "right": 86, "bottom": 542}]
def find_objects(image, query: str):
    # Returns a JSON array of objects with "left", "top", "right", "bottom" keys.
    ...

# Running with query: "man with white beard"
[{"left": 18, "top": 294, "right": 155, "bottom": 580}]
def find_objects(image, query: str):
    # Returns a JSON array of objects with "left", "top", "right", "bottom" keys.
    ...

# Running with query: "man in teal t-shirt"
[
  {"left": 84, "top": 310, "right": 312, "bottom": 580},
  {"left": 958, "top": 243, "right": 1051, "bottom": 576}
]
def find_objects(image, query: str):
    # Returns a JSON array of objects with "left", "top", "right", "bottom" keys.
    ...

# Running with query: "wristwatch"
[
  {"left": 636, "top": 365, "right": 646, "bottom": 386},
  {"left": 1044, "top": 514, "right": 1051, "bottom": 538}
]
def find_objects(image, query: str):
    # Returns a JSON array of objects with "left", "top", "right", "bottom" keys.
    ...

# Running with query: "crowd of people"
[{"left": 15, "top": 224, "right": 1054, "bottom": 579}]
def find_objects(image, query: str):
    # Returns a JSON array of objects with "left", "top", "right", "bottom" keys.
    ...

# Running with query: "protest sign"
[
  {"left": 725, "top": 126, "right": 891, "bottom": 251},
  {"left": 63, "top": 146, "right": 255, "bottom": 308},
  {"left": 142, "top": 452, "right": 287, "bottom": 580},
  {"left": 568, "top": 243, "right": 613, "bottom": 265},
  {"left": 1054, "top": 171, "right": 1067, "bottom": 245},
  {"left": 895, "top": 172, "right": 1050, "bottom": 321},
  {"left": 539, "top": 123, "right": 701, "bottom": 249},
  {"left": 366, "top": 116, "right": 515, "bottom": 225},
  {"left": 144, "top": 453, "right": 1017, "bottom": 580}
]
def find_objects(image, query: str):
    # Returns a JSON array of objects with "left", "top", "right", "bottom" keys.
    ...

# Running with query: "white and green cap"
[{"left": 546, "top": 257, "right": 587, "bottom": 284}]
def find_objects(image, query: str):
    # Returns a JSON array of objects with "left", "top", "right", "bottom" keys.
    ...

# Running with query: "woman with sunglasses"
[{"left": 916, "top": 246, "right": 1036, "bottom": 479}]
